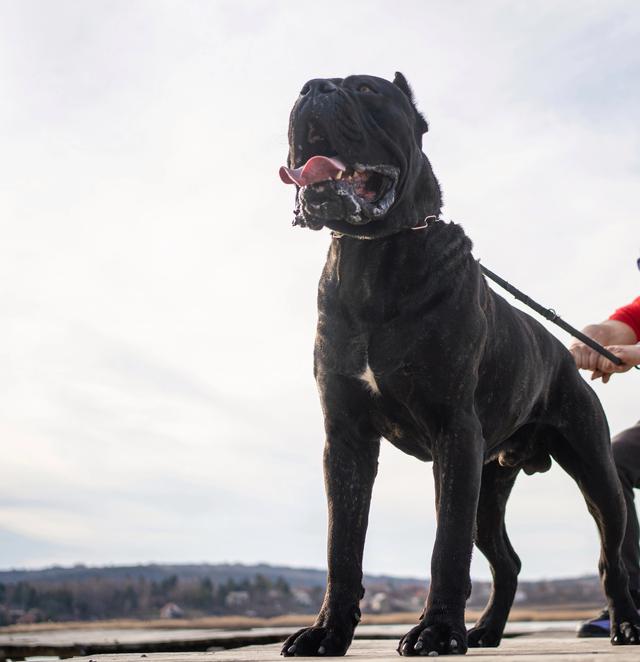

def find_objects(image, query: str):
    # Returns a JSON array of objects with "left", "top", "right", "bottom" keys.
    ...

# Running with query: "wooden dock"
[
  {"left": 0, "top": 624, "right": 578, "bottom": 661},
  {"left": 3, "top": 625, "right": 636, "bottom": 661},
  {"left": 70, "top": 639, "right": 640, "bottom": 661}
]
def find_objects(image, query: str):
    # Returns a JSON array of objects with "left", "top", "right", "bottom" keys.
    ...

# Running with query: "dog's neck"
[{"left": 319, "top": 220, "right": 475, "bottom": 321}]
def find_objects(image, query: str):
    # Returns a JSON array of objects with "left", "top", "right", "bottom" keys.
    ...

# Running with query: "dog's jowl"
[{"left": 279, "top": 73, "right": 640, "bottom": 656}]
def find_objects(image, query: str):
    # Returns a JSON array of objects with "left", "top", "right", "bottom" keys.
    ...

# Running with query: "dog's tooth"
[{"left": 335, "top": 171, "right": 343, "bottom": 180}]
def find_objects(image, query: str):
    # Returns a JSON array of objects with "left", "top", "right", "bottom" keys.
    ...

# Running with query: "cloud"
[{"left": 0, "top": 0, "right": 638, "bottom": 579}]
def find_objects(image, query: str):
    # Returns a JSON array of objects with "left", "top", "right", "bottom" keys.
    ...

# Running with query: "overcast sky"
[{"left": 0, "top": 0, "right": 639, "bottom": 582}]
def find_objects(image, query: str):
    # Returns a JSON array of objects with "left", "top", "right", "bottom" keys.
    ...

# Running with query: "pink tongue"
[{"left": 279, "top": 156, "right": 346, "bottom": 186}]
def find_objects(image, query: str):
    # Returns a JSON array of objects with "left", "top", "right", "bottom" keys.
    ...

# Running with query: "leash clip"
[{"left": 412, "top": 215, "right": 438, "bottom": 231}]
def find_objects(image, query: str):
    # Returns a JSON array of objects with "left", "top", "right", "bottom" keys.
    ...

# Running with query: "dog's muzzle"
[{"left": 280, "top": 156, "right": 399, "bottom": 228}]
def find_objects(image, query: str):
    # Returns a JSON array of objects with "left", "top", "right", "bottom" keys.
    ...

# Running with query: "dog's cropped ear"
[
  {"left": 393, "top": 71, "right": 415, "bottom": 101},
  {"left": 393, "top": 71, "right": 429, "bottom": 135}
]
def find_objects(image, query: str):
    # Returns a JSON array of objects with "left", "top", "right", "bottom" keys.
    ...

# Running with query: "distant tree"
[
  {"left": 122, "top": 585, "right": 139, "bottom": 614},
  {"left": 36, "top": 586, "right": 72, "bottom": 620},
  {"left": 13, "top": 582, "right": 39, "bottom": 610},
  {"left": 216, "top": 581, "right": 230, "bottom": 607},
  {"left": 275, "top": 577, "right": 291, "bottom": 596},
  {"left": 253, "top": 574, "right": 271, "bottom": 596},
  {"left": 196, "top": 577, "right": 215, "bottom": 610},
  {"left": 161, "top": 575, "right": 178, "bottom": 594}
]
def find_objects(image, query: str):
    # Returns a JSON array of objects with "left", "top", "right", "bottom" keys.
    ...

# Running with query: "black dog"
[{"left": 279, "top": 73, "right": 640, "bottom": 656}]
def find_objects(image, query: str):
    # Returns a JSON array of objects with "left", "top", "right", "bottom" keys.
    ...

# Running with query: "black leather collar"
[{"left": 330, "top": 215, "right": 441, "bottom": 240}]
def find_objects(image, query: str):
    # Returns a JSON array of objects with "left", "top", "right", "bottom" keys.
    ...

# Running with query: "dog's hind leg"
[
  {"left": 467, "top": 460, "right": 521, "bottom": 647},
  {"left": 551, "top": 386, "right": 640, "bottom": 646}
]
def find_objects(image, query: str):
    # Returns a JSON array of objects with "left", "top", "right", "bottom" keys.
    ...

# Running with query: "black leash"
[
  {"left": 479, "top": 264, "right": 628, "bottom": 367},
  {"left": 333, "top": 215, "right": 634, "bottom": 370}
]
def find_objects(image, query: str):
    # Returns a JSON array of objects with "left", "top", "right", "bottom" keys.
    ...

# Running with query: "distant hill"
[{"left": 0, "top": 562, "right": 426, "bottom": 588}]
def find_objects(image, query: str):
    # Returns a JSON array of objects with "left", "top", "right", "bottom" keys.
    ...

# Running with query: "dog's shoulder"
[
  {"left": 427, "top": 219, "right": 473, "bottom": 251},
  {"left": 419, "top": 220, "right": 475, "bottom": 280}
]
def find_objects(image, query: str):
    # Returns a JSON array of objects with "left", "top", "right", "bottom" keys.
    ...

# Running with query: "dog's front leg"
[
  {"left": 282, "top": 375, "right": 380, "bottom": 657},
  {"left": 398, "top": 414, "right": 484, "bottom": 657}
]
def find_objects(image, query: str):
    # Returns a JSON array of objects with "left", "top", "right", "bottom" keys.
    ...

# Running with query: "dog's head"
[{"left": 280, "top": 72, "right": 442, "bottom": 238}]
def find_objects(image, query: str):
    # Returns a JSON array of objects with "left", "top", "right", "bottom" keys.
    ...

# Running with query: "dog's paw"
[
  {"left": 466, "top": 625, "right": 501, "bottom": 648},
  {"left": 397, "top": 622, "right": 467, "bottom": 656},
  {"left": 611, "top": 620, "right": 640, "bottom": 645},
  {"left": 281, "top": 626, "right": 350, "bottom": 656}
]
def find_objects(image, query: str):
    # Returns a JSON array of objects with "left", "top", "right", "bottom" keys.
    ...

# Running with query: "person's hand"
[
  {"left": 569, "top": 320, "right": 638, "bottom": 383},
  {"left": 589, "top": 345, "right": 640, "bottom": 382},
  {"left": 570, "top": 342, "right": 602, "bottom": 372},
  {"left": 569, "top": 324, "right": 613, "bottom": 372}
]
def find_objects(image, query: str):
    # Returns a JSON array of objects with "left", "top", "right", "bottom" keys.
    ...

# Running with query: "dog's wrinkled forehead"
[
  {"left": 299, "top": 74, "right": 406, "bottom": 105},
  {"left": 294, "top": 73, "right": 428, "bottom": 142}
]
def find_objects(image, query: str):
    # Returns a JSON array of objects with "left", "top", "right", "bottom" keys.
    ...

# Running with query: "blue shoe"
[{"left": 577, "top": 608, "right": 610, "bottom": 638}]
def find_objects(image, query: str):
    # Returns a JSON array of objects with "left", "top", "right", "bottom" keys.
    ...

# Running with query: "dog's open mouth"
[
  {"left": 280, "top": 156, "right": 393, "bottom": 204},
  {"left": 279, "top": 155, "right": 399, "bottom": 225}
]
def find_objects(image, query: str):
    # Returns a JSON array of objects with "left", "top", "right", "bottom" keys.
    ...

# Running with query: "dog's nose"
[{"left": 300, "top": 79, "right": 338, "bottom": 97}]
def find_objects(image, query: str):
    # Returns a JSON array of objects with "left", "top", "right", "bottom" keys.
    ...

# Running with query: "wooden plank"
[
  {"left": 62, "top": 638, "right": 640, "bottom": 662},
  {"left": 0, "top": 624, "right": 582, "bottom": 661}
]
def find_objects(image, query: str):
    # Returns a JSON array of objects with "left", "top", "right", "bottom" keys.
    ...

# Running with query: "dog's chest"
[
  {"left": 317, "top": 325, "right": 401, "bottom": 390},
  {"left": 342, "top": 346, "right": 430, "bottom": 457},
  {"left": 316, "top": 306, "right": 440, "bottom": 459},
  {"left": 318, "top": 332, "right": 386, "bottom": 392},
  {"left": 358, "top": 359, "right": 381, "bottom": 395}
]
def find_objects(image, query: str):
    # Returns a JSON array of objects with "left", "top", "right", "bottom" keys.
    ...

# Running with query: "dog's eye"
[{"left": 357, "top": 84, "right": 375, "bottom": 94}]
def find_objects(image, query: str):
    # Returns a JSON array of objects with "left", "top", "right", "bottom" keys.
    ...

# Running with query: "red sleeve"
[{"left": 609, "top": 296, "right": 640, "bottom": 341}]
